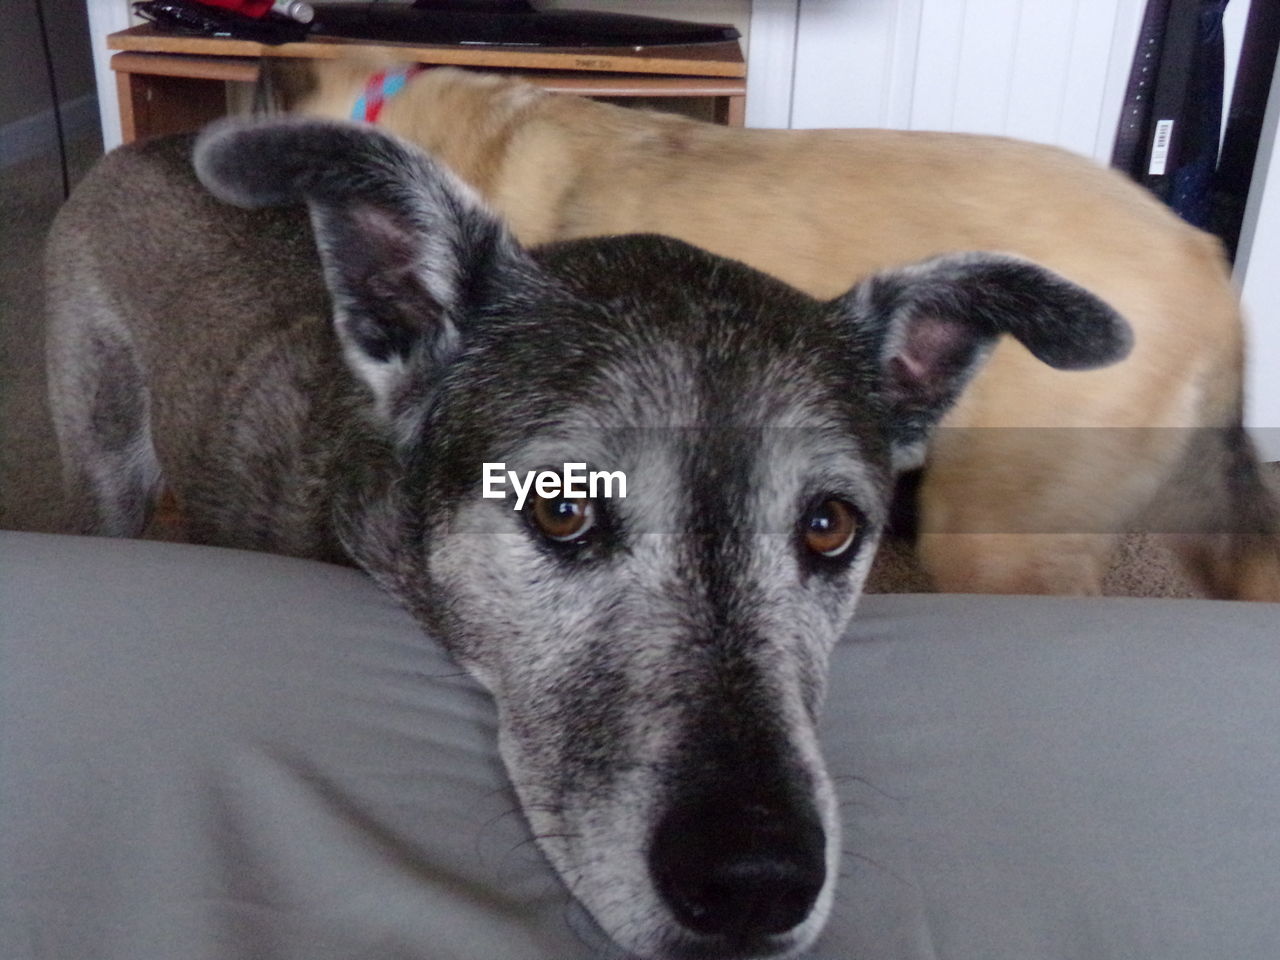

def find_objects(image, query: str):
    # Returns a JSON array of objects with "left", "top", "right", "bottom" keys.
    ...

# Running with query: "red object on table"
[{"left": 196, "top": 0, "right": 274, "bottom": 18}]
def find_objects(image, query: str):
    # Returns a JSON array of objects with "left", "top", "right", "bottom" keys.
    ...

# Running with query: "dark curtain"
[{"left": 1111, "top": 0, "right": 1279, "bottom": 258}]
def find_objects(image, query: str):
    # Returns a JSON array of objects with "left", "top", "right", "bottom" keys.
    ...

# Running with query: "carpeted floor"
[
  {"left": 0, "top": 134, "right": 1240, "bottom": 597},
  {"left": 1, "top": 136, "right": 104, "bottom": 538}
]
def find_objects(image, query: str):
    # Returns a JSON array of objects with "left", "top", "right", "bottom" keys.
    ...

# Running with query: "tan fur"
[{"left": 280, "top": 63, "right": 1279, "bottom": 599}]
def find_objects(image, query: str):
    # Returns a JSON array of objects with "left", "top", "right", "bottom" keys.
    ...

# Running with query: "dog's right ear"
[{"left": 194, "top": 118, "right": 532, "bottom": 423}]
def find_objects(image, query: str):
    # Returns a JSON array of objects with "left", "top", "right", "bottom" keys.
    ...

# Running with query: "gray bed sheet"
[{"left": 3, "top": 531, "right": 1279, "bottom": 959}]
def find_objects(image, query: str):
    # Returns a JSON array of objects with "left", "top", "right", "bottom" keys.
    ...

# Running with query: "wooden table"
[{"left": 108, "top": 23, "right": 746, "bottom": 143}]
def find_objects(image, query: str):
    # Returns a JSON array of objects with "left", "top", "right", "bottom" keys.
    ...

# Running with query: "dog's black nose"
[{"left": 648, "top": 797, "right": 826, "bottom": 938}]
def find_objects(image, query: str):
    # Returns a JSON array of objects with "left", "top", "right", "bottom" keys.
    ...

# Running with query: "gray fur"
[{"left": 45, "top": 118, "right": 1129, "bottom": 960}]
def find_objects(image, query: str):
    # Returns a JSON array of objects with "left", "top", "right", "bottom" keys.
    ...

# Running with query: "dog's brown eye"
[
  {"left": 530, "top": 495, "right": 595, "bottom": 542},
  {"left": 802, "top": 499, "right": 858, "bottom": 558}
]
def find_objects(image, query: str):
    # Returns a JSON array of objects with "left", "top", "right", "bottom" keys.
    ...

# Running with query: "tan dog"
[{"left": 277, "top": 61, "right": 1280, "bottom": 600}]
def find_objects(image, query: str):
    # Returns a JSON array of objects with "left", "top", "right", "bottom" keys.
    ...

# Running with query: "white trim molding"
[
  {"left": 745, "top": 0, "right": 798, "bottom": 128},
  {"left": 1236, "top": 54, "right": 1280, "bottom": 459},
  {"left": 86, "top": 0, "right": 133, "bottom": 151}
]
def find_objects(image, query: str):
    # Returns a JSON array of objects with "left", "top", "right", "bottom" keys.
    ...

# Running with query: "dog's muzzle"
[{"left": 648, "top": 792, "right": 827, "bottom": 941}]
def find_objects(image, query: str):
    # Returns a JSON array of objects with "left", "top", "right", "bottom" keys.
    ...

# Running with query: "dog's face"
[
  {"left": 196, "top": 119, "right": 1130, "bottom": 959},
  {"left": 424, "top": 247, "right": 887, "bottom": 959}
]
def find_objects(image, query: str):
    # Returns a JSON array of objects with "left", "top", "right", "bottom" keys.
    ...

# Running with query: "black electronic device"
[
  {"left": 310, "top": 1, "right": 740, "bottom": 48},
  {"left": 133, "top": 0, "right": 311, "bottom": 43}
]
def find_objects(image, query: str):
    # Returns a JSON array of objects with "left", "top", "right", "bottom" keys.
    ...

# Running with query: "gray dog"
[{"left": 45, "top": 118, "right": 1129, "bottom": 960}]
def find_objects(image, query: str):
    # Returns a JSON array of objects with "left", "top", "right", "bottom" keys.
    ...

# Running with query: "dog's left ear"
[
  {"left": 837, "top": 252, "right": 1132, "bottom": 469},
  {"left": 194, "top": 117, "right": 533, "bottom": 423}
]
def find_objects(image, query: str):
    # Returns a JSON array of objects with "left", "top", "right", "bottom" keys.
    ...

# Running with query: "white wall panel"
[
  {"left": 745, "top": 0, "right": 799, "bottom": 127},
  {"left": 950, "top": 0, "right": 1024, "bottom": 136},
  {"left": 908, "top": 0, "right": 962, "bottom": 131},
  {"left": 882, "top": 0, "right": 924, "bottom": 128},
  {"left": 789, "top": 0, "right": 923, "bottom": 129},
  {"left": 1003, "top": 0, "right": 1076, "bottom": 146},
  {"left": 789, "top": 0, "right": 1146, "bottom": 162}
]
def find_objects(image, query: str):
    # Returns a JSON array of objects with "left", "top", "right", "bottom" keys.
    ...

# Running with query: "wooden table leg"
[
  {"left": 716, "top": 94, "right": 747, "bottom": 127},
  {"left": 115, "top": 69, "right": 230, "bottom": 143}
]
